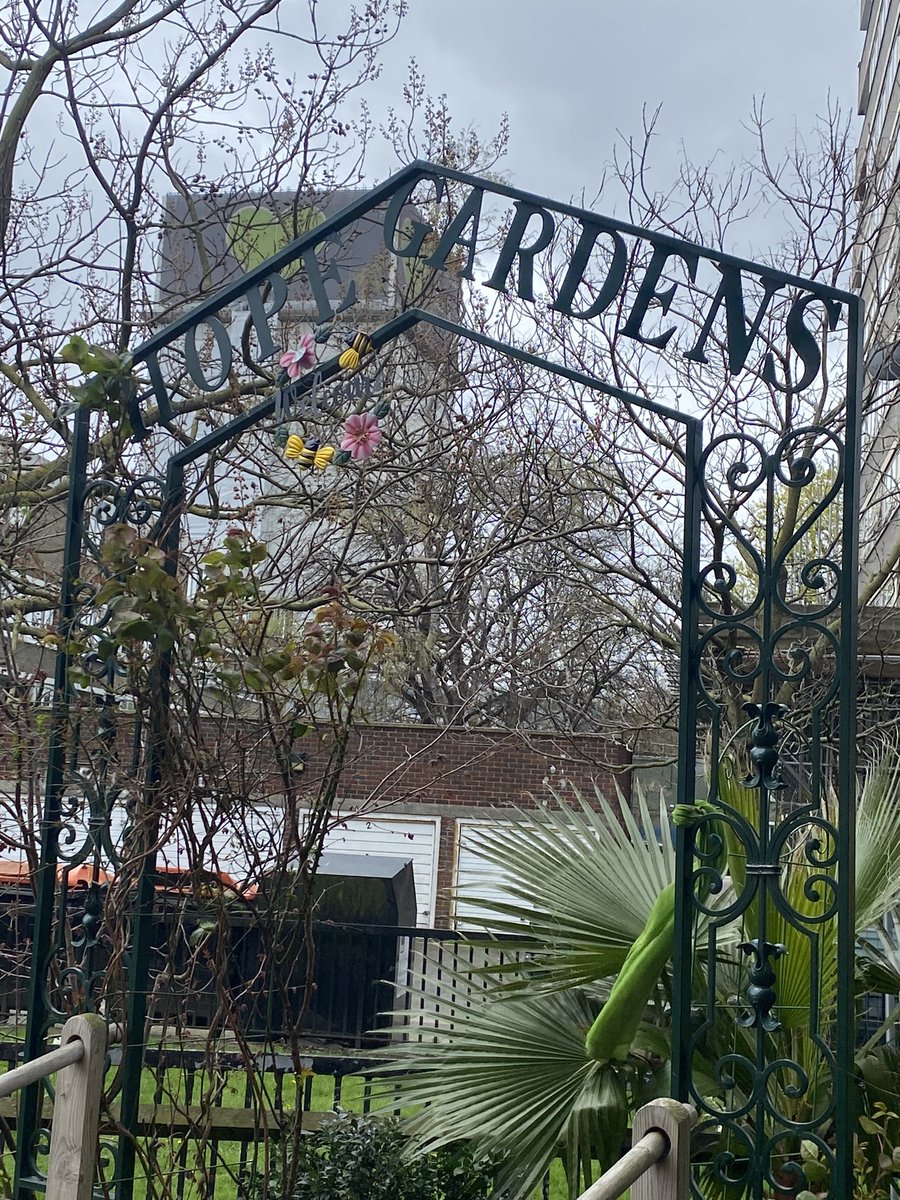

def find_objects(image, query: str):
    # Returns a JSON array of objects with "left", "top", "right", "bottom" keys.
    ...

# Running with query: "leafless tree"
[{"left": 0, "top": 10, "right": 892, "bottom": 1187}]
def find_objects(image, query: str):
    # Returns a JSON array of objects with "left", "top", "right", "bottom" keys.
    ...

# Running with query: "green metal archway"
[{"left": 17, "top": 162, "right": 861, "bottom": 1200}]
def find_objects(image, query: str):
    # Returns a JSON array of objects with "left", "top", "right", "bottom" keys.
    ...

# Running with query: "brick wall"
[
  {"left": 1, "top": 715, "right": 631, "bottom": 810},
  {"left": 336, "top": 724, "right": 631, "bottom": 810},
  {"left": 1, "top": 715, "right": 631, "bottom": 927},
  {"left": 333, "top": 724, "right": 631, "bottom": 926}
]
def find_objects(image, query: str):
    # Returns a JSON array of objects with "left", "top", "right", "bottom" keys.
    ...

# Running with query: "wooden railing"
[
  {"left": 0, "top": 1039, "right": 691, "bottom": 1200},
  {"left": 577, "top": 1098, "right": 696, "bottom": 1200},
  {"left": 0, "top": 1014, "right": 108, "bottom": 1200}
]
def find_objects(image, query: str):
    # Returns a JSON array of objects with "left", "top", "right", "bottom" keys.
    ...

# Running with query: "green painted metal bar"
[
  {"left": 671, "top": 416, "right": 703, "bottom": 1106},
  {"left": 14, "top": 408, "right": 90, "bottom": 1197},
  {"left": 113, "top": 459, "right": 184, "bottom": 1200},
  {"left": 169, "top": 306, "right": 695, "bottom": 477},
  {"left": 403, "top": 309, "right": 693, "bottom": 425},
  {"left": 834, "top": 291, "right": 863, "bottom": 1200}
]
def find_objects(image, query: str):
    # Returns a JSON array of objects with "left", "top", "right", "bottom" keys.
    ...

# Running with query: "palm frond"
[
  {"left": 767, "top": 853, "right": 838, "bottom": 1032},
  {"left": 379, "top": 751, "right": 900, "bottom": 1200},
  {"left": 714, "top": 761, "right": 755, "bottom": 893},
  {"left": 380, "top": 985, "right": 625, "bottom": 1200},
  {"left": 452, "top": 785, "right": 674, "bottom": 990},
  {"left": 717, "top": 754, "right": 900, "bottom": 1031},
  {"left": 857, "top": 911, "right": 900, "bottom": 997},
  {"left": 855, "top": 759, "right": 900, "bottom": 932}
]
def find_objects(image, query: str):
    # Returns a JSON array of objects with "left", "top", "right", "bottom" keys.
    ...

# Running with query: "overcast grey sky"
[{"left": 367, "top": 1, "right": 860, "bottom": 211}]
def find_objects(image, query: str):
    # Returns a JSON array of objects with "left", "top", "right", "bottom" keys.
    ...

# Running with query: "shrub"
[{"left": 238, "top": 1110, "right": 496, "bottom": 1200}]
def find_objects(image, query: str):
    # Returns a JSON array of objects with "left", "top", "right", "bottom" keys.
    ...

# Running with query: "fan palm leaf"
[
  {"left": 715, "top": 755, "right": 900, "bottom": 1032},
  {"left": 854, "top": 758, "right": 900, "bottom": 932},
  {"left": 383, "top": 751, "right": 900, "bottom": 1199},
  {"left": 857, "top": 910, "right": 900, "bottom": 998},
  {"left": 382, "top": 984, "right": 627, "bottom": 1199},
  {"left": 453, "top": 785, "right": 676, "bottom": 990}
]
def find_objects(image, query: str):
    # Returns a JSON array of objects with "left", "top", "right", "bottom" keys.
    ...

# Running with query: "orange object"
[
  {"left": 59, "top": 863, "right": 113, "bottom": 887},
  {"left": 0, "top": 860, "right": 30, "bottom": 885},
  {"left": 154, "top": 865, "right": 244, "bottom": 895}
]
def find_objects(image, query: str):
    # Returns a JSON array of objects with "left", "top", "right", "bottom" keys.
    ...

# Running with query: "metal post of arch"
[
  {"left": 671, "top": 310, "right": 862, "bottom": 1199},
  {"left": 14, "top": 164, "right": 860, "bottom": 1200}
]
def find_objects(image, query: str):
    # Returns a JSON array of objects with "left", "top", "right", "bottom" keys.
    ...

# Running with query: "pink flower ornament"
[
  {"left": 279, "top": 332, "right": 317, "bottom": 380},
  {"left": 341, "top": 412, "right": 383, "bottom": 462}
]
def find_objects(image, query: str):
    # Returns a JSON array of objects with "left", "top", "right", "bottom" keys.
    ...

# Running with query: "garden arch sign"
[{"left": 18, "top": 162, "right": 861, "bottom": 1199}]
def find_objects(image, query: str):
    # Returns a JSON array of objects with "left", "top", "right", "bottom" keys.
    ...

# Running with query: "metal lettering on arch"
[{"left": 17, "top": 160, "right": 860, "bottom": 1200}]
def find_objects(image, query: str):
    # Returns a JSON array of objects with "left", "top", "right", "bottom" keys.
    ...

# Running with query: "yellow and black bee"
[
  {"left": 285, "top": 434, "right": 335, "bottom": 469},
  {"left": 338, "top": 331, "right": 373, "bottom": 372}
]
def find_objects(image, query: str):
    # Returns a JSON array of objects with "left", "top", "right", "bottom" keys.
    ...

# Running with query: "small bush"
[{"left": 238, "top": 1110, "right": 495, "bottom": 1200}]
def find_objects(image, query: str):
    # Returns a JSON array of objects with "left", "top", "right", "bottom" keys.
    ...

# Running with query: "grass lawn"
[{"left": 0, "top": 1060, "right": 573, "bottom": 1199}]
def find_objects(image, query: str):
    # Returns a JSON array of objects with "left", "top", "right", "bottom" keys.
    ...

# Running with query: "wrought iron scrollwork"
[
  {"left": 742, "top": 701, "right": 788, "bottom": 790},
  {"left": 683, "top": 422, "right": 850, "bottom": 1200},
  {"left": 83, "top": 473, "right": 165, "bottom": 533},
  {"left": 20, "top": 468, "right": 164, "bottom": 1187},
  {"left": 737, "top": 939, "right": 786, "bottom": 1031},
  {"left": 75, "top": 474, "right": 165, "bottom": 683}
]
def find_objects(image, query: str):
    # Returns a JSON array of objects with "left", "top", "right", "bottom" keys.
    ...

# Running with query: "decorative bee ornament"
[
  {"left": 284, "top": 434, "right": 335, "bottom": 469},
  {"left": 275, "top": 327, "right": 386, "bottom": 470},
  {"left": 338, "top": 331, "right": 373, "bottom": 372}
]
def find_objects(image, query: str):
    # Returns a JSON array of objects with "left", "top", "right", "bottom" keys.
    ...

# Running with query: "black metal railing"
[
  {"left": 0, "top": 918, "right": 529, "bottom": 1047},
  {"left": 0, "top": 923, "right": 534, "bottom": 1195}
]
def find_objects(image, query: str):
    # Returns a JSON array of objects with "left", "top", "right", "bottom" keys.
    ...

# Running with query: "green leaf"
[
  {"left": 243, "top": 669, "right": 268, "bottom": 693},
  {"left": 115, "top": 618, "right": 156, "bottom": 641},
  {"left": 66, "top": 379, "right": 106, "bottom": 407},
  {"left": 856, "top": 758, "right": 900, "bottom": 931},
  {"left": 61, "top": 336, "right": 123, "bottom": 376},
  {"left": 156, "top": 628, "right": 176, "bottom": 652},
  {"left": 91, "top": 580, "right": 125, "bottom": 607},
  {"left": 449, "top": 785, "right": 677, "bottom": 990},
  {"left": 189, "top": 920, "right": 216, "bottom": 947},
  {"left": 60, "top": 335, "right": 90, "bottom": 366},
  {"left": 801, "top": 1159, "right": 829, "bottom": 1185},
  {"left": 380, "top": 987, "right": 620, "bottom": 1200}
]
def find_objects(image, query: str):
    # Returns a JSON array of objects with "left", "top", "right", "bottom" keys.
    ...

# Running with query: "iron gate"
[{"left": 15, "top": 162, "right": 860, "bottom": 1199}]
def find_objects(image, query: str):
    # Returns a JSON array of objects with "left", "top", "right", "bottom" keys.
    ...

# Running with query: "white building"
[{"left": 857, "top": 0, "right": 900, "bottom": 603}]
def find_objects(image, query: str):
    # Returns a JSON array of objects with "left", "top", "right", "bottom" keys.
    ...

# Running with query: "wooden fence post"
[
  {"left": 45, "top": 1013, "right": 108, "bottom": 1200},
  {"left": 631, "top": 1098, "right": 696, "bottom": 1200}
]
